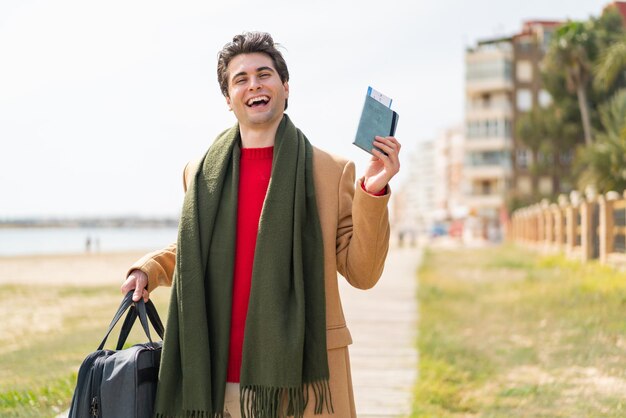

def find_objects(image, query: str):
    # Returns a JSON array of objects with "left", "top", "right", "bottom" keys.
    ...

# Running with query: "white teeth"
[{"left": 247, "top": 96, "right": 269, "bottom": 106}]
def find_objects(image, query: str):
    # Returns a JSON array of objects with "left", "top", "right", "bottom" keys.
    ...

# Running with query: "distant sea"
[{"left": 0, "top": 227, "right": 179, "bottom": 256}]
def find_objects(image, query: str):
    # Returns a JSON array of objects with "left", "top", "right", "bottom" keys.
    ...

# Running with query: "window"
[
  {"left": 516, "top": 89, "right": 532, "bottom": 111},
  {"left": 504, "top": 60, "right": 513, "bottom": 81},
  {"left": 467, "top": 151, "right": 508, "bottom": 166},
  {"left": 495, "top": 119, "right": 510, "bottom": 138},
  {"left": 481, "top": 180, "right": 491, "bottom": 195},
  {"left": 467, "top": 58, "right": 513, "bottom": 81},
  {"left": 541, "top": 31, "right": 553, "bottom": 52},
  {"left": 539, "top": 177, "right": 553, "bottom": 195},
  {"left": 516, "top": 149, "right": 530, "bottom": 169},
  {"left": 485, "top": 120, "right": 492, "bottom": 137},
  {"left": 517, "top": 36, "right": 533, "bottom": 53},
  {"left": 504, "top": 119, "right": 512, "bottom": 138},
  {"left": 517, "top": 176, "right": 532, "bottom": 195},
  {"left": 516, "top": 60, "right": 533, "bottom": 82},
  {"left": 559, "top": 149, "right": 573, "bottom": 165},
  {"left": 467, "top": 119, "right": 513, "bottom": 140},
  {"left": 538, "top": 89, "right": 552, "bottom": 108}
]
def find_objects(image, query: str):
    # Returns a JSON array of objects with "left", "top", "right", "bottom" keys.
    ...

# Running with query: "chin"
[{"left": 249, "top": 112, "right": 280, "bottom": 125}]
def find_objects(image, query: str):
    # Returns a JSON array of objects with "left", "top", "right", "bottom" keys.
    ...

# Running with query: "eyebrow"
[{"left": 231, "top": 66, "right": 276, "bottom": 80}]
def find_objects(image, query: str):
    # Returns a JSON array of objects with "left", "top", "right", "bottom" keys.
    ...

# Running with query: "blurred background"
[{"left": 0, "top": 0, "right": 623, "bottom": 253}]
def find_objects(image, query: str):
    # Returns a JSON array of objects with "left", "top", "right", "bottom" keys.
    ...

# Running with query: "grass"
[
  {"left": 412, "top": 243, "right": 626, "bottom": 417},
  {"left": 0, "top": 284, "right": 171, "bottom": 417}
]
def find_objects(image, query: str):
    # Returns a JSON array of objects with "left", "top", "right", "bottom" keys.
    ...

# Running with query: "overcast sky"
[{"left": 0, "top": 0, "right": 611, "bottom": 218}]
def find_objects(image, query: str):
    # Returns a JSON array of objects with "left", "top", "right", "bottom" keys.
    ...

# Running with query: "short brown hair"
[{"left": 217, "top": 32, "right": 290, "bottom": 109}]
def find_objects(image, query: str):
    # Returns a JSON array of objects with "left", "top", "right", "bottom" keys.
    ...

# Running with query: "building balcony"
[
  {"left": 464, "top": 193, "right": 505, "bottom": 209},
  {"left": 466, "top": 78, "right": 514, "bottom": 95},
  {"left": 465, "top": 103, "right": 513, "bottom": 119},
  {"left": 464, "top": 164, "right": 512, "bottom": 179},
  {"left": 464, "top": 137, "right": 513, "bottom": 152}
]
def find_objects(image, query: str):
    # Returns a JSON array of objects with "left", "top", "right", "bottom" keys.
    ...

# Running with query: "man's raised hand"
[{"left": 363, "top": 136, "right": 401, "bottom": 194}]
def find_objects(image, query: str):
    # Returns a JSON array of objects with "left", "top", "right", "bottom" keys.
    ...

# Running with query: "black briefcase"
[{"left": 68, "top": 291, "right": 164, "bottom": 418}]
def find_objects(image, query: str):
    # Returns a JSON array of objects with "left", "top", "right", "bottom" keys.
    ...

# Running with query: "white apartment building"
[
  {"left": 434, "top": 126, "right": 465, "bottom": 220},
  {"left": 393, "top": 139, "right": 436, "bottom": 242},
  {"left": 464, "top": 37, "right": 514, "bottom": 231}
]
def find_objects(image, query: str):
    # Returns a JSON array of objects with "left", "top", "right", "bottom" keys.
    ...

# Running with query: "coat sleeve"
[
  {"left": 126, "top": 243, "right": 177, "bottom": 292},
  {"left": 335, "top": 161, "right": 391, "bottom": 289},
  {"left": 125, "top": 162, "right": 196, "bottom": 292}
]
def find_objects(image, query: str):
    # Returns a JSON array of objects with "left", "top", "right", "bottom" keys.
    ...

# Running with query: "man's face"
[{"left": 225, "top": 52, "right": 289, "bottom": 130}]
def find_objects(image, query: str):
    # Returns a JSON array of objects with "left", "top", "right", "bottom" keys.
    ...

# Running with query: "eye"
[
  {"left": 234, "top": 77, "right": 246, "bottom": 85},
  {"left": 259, "top": 73, "right": 270, "bottom": 78}
]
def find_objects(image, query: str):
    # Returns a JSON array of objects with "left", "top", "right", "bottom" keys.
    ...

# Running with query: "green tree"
[
  {"left": 516, "top": 107, "right": 547, "bottom": 193},
  {"left": 544, "top": 21, "right": 598, "bottom": 146},
  {"left": 594, "top": 35, "right": 626, "bottom": 91},
  {"left": 516, "top": 105, "right": 578, "bottom": 198},
  {"left": 576, "top": 89, "right": 626, "bottom": 192}
]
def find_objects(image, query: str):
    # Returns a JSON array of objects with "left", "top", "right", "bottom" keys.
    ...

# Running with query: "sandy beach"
[
  {"left": 0, "top": 250, "right": 171, "bottom": 365},
  {"left": 0, "top": 250, "right": 150, "bottom": 286}
]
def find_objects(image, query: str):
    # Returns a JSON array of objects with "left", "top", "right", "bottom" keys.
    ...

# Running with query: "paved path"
[{"left": 339, "top": 246, "right": 421, "bottom": 418}]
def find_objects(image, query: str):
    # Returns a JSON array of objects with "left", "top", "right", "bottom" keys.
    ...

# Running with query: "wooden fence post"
[
  {"left": 551, "top": 203, "right": 561, "bottom": 250},
  {"left": 556, "top": 194, "right": 568, "bottom": 251},
  {"left": 601, "top": 191, "right": 620, "bottom": 265},
  {"left": 535, "top": 205, "right": 541, "bottom": 246},
  {"left": 542, "top": 200, "right": 552, "bottom": 250},
  {"left": 566, "top": 191, "right": 582, "bottom": 258},
  {"left": 581, "top": 187, "right": 599, "bottom": 262},
  {"left": 581, "top": 199, "right": 591, "bottom": 262},
  {"left": 565, "top": 203, "right": 574, "bottom": 255}
]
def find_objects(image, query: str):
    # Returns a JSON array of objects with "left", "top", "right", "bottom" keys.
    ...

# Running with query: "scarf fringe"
[
  {"left": 240, "top": 380, "right": 333, "bottom": 418},
  {"left": 154, "top": 412, "right": 224, "bottom": 418}
]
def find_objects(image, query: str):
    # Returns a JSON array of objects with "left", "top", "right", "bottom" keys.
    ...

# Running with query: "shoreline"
[{"left": 0, "top": 250, "right": 150, "bottom": 285}]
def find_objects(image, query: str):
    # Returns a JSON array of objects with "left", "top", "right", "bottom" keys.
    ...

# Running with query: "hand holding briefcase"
[{"left": 69, "top": 291, "right": 164, "bottom": 418}]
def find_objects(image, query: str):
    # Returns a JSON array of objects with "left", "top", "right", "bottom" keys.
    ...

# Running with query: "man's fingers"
[
  {"left": 376, "top": 135, "right": 400, "bottom": 146},
  {"left": 374, "top": 136, "right": 400, "bottom": 153},
  {"left": 373, "top": 142, "right": 398, "bottom": 166},
  {"left": 386, "top": 136, "right": 401, "bottom": 150},
  {"left": 371, "top": 148, "right": 391, "bottom": 165},
  {"left": 121, "top": 275, "right": 136, "bottom": 294},
  {"left": 373, "top": 141, "right": 395, "bottom": 156},
  {"left": 121, "top": 270, "right": 148, "bottom": 302},
  {"left": 374, "top": 137, "right": 401, "bottom": 165},
  {"left": 132, "top": 274, "right": 148, "bottom": 302}
]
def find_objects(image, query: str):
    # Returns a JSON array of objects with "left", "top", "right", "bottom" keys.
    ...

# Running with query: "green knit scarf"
[{"left": 154, "top": 115, "right": 332, "bottom": 418}]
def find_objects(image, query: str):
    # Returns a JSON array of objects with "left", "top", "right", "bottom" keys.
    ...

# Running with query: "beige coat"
[{"left": 129, "top": 146, "right": 391, "bottom": 417}]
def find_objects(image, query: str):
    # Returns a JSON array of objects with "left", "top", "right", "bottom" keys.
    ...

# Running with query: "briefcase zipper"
[
  {"left": 89, "top": 355, "right": 106, "bottom": 418},
  {"left": 90, "top": 396, "right": 99, "bottom": 417}
]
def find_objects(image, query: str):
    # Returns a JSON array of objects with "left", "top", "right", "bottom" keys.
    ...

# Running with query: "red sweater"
[{"left": 227, "top": 146, "right": 274, "bottom": 382}]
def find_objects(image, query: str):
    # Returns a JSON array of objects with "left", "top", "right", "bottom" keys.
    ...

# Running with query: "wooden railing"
[{"left": 510, "top": 191, "right": 626, "bottom": 266}]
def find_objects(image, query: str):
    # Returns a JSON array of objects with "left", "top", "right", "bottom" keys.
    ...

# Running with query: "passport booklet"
[{"left": 353, "top": 86, "right": 399, "bottom": 155}]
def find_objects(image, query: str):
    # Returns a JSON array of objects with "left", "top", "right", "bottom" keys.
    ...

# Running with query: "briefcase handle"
[{"left": 97, "top": 291, "right": 165, "bottom": 351}]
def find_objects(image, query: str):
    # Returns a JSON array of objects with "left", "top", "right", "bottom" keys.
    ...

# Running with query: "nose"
[{"left": 248, "top": 75, "right": 262, "bottom": 90}]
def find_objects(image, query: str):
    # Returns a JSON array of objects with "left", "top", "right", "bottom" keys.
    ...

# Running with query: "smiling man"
[{"left": 121, "top": 32, "right": 401, "bottom": 418}]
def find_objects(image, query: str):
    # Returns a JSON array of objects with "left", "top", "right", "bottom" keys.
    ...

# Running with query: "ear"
[
  {"left": 225, "top": 95, "right": 232, "bottom": 111},
  {"left": 283, "top": 81, "right": 289, "bottom": 98}
]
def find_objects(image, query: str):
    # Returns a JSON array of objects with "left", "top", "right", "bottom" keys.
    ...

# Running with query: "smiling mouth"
[{"left": 246, "top": 95, "right": 270, "bottom": 107}]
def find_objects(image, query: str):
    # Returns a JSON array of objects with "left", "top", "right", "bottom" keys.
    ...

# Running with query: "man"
[{"left": 121, "top": 32, "right": 401, "bottom": 418}]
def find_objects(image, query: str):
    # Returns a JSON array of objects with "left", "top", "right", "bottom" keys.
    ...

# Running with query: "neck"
[{"left": 239, "top": 116, "right": 283, "bottom": 148}]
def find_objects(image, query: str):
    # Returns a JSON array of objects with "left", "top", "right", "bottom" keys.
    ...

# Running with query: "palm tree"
[
  {"left": 517, "top": 105, "right": 580, "bottom": 196},
  {"left": 515, "top": 108, "right": 549, "bottom": 195},
  {"left": 594, "top": 35, "right": 626, "bottom": 92},
  {"left": 544, "top": 21, "right": 597, "bottom": 146},
  {"left": 576, "top": 89, "right": 626, "bottom": 192}
]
